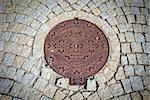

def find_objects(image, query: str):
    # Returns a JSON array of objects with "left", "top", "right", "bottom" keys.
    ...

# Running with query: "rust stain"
[{"left": 44, "top": 18, "right": 109, "bottom": 85}]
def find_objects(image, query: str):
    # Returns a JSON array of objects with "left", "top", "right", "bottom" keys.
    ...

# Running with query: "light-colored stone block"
[
  {"left": 56, "top": 78, "right": 69, "bottom": 89},
  {"left": 130, "top": 76, "right": 144, "bottom": 91},
  {"left": 121, "top": 43, "right": 131, "bottom": 53},
  {"left": 98, "top": 87, "right": 113, "bottom": 100},
  {"left": 20, "top": 45, "right": 31, "bottom": 58},
  {"left": 124, "top": 65, "right": 134, "bottom": 77},
  {"left": 131, "top": 42, "right": 142, "bottom": 52},
  {"left": 34, "top": 78, "right": 48, "bottom": 92},
  {"left": 115, "top": 66, "right": 125, "bottom": 80},
  {"left": 136, "top": 54, "right": 148, "bottom": 64},
  {"left": 109, "top": 82, "right": 124, "bottom": 97},
  {"left": 10, "top": 83, "right": 23, "bottom": 97},
  {"left": 127, "top": 54, "right": 137, "bottom": 64},
  {"left": 121, "top": 78, "right": 132, "bottom": 93},
  {"left": 54, "top": 90, "right": 66, "bottom": 100},
  {"left": 86, "top": 78, "right": 97, "bottom": 91},
  {"left": 0, "top": 41, "right": 4, "bottom": 51},
  {"left": 71, "top": 92, "right": 84, "bottom": 100},
  {"left": 44, "top": 83, "right": 58, "bottom": 98},
  {"left": 134, "top": 65, "right": 145, "bottom": 76},
  {"left": 125, "top": 32, "right": 134, "bottom": 42},
  {"left": 3, "top": 53, "right": 15, "bottom": 66},
  {"left": 107, "top": 17, "right": 118, "bottom": 25},
  {"left": 5, "top": 67, "right": 17, "bottom": 79},
  {"left": 14, "top": 69, "right": 25, "bottom": 82},
  {"left": 117, "top": 15, "right": 127, "bottom": 23},
  {"left": 0, "top": 79, "right": 14, "bottom": 93},
  {"left": 21, "top": 72, "right": 36, "bottom": 86}
]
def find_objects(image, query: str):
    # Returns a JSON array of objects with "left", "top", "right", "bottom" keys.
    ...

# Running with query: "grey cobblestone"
[
  {"left": 98, "top": 3, "right": 108, "bottom": 12},
  {"left": 119, "top": 94, "right": 131, "bottom": 100},
  {"left": 3, "top": 53, "right": 15, "bottom": 66},
  {"left": 0, "top": 64, "right": 7, "bottom": 77},
  {"left": 109, "top": 82, "right": 124, "bottom": 97},
  {"left": 18, "top": 86, "right": 33, "bottom": 100},
  {"left": 40, "top": 95, "right": 51, "bottom": 100},
  {"left": 98, "top": 87, "right": 113, "bottom": 100},
  {"left": 121, "top": 78, "right": 132, "bottom": 93},
  {"left": 0, "top": 79, "right": 14, "bottom": 94},
  {"left": 124, "top": 65, "right": 134, "bottom": 77},
  {"left": 87, "top": 92, "right": 99, "bottom": 100},
  {"left": 127, "top": 54, "right": 137, "bottom": 64},
  {"left": 1, "top": 95, "right": 12, "bottom": 100},
  {"left": 134, "top": 65, "right": 145, "bottom": 76},
  {"left": 130, "top": 76, "right": 144, "bottom": 91},
  {"left": 0, "top": 41, "right": 4, "bottom": 51},
  {"left": 107, "top": 9, "right": 117, "bottom": 17},
  {"left": 117, "top": 15, "right": 127, "bottom": 24},
  {"left": 122, "top": 7, "right": 131, "bottom": 15},
  {"left": 125, "top": 32, "right": 134, "bottom": 42},
  {"left": 10, "top": 83, "right": 23, "bottom": 97},
  {"left": 44, "top": 83, "right": 57, "bottom": 98},
  {"left": 0, "top": 52, "right": 3, "bottom": 63},
  {"left": 136, "top": 54, "right": 148, "bottom": 64},
  {"left": 20, "top": 45, "right": 31, "bottom": 58},
  {"left": 28, "top": 89, "right": 42, "bottom": 100},
  {"left": 131, "top": 7, "right": 140, "bottom": 15},
  {"left": 21, "top": 72, "right": 36, "bottom": 86},
  {"left": 121, "top": 43, "right": 131, "bottom": 53},
  {"left": 52, "top": 5, "right": 63, "bottom": 15},
  {"left": 10, "top": 33, "right": 20, "bottom": 43},
  {"left": 106, "top": 1, "right": 117, "bottom": 9},
  {"left": 131, "top": 42, "right": 142, "bottom": 52},
  {"left": 34, "top": 78, "right": 48, "bottom": 92},
  {"left": 131, "top": 92, "right": 141, "bottom": 100},
  {"left": 115, "top": 0, "right": 124, "bottom": 7},
  {"left": 131, "top": 0, "right": 144, "bottom": 7},
  {"left": 5, "top": 67, "right": 17, "bottom": 79},
  {"left": 3, "top": 41, "right": 16, "bottom": 53}
]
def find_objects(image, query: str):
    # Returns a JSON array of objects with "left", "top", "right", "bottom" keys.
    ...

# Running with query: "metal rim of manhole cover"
[{"left": 44, "top": 18, "right": 109, "bottom": 85}]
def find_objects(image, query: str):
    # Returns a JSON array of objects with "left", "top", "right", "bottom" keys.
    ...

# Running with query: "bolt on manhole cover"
[{"left": 44, "top": 18, "right": 109, "bottom": 85}]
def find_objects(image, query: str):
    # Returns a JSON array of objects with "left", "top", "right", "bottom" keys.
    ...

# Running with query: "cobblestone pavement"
[{"left": 0, "top": 0, "right": 150, "bottom": 100}]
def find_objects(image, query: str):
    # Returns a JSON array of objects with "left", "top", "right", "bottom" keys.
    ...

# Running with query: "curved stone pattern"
[
  {"left": 0, "top": 0, "right": 149, "bottom": 100},
  {"left": 44, "top": 18, "right": 109, "bottom": 85}
]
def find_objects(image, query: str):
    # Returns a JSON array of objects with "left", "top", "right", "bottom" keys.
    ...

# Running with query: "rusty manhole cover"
[{"left": 44, "top": 18, "right": 109, "bottom": 85}]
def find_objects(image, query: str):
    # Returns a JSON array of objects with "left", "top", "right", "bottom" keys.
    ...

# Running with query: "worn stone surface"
[
  {"left": 5, "top": 67, "right": 17, "bottom": 79},
  {"left": 86, "top": 78, "right": 97, "bottom": 91},
  {"left": 56, "top": 78, "right": 69, "bottom": 89},
  {"left": 0, "top": 79, "right": 14, "bottom": 94},
  {"left": 54, "top": 90, "right": 66, "bottom": 100},
  {"left": 71, "top": 92, "right": 84, "bottom": 100},
  {"left": 18, "top": 86, "right": 33, "bottom": 99},
  {"left": 124, "top": 65, "right": 134, "bottom": 77},
  {"left": 121, "top": 43, "right": 131, "bottom": 53},
  {"left": 109, "top": 82, "right": 124, "bottom": 97},
  {"left": 115, "top": 66, "right": 125, "bottom": 80},
  {"left": 21, "top": 72, "right": 36, "bottom": 86},
  {"left": 98, "top": 87, "right": 113, "bottom": 100},
  {"left": 34, "top": 78, "right": 48, "bottom": 92},
  {"left": 44, "top": 83, "right": 58, "bottom": 98},
  {"left": 131, "top": 92, "right": 142, "bottom": 100},
  {"left": 121, "top": 78, "right": 132, "bottom": 93},
  {"left": 87, "top": 92, "right": 99, "bottom": 100},
  {"left": 10, "top": 83, "right": 23, "bottom": 97},
  {"left": 130, "top": 76, "right": 144, "bottom": 91}
]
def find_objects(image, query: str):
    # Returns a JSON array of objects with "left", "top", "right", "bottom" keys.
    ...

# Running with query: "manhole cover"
[{"left": 44, "top": 18, "right": 109, "bottom": 85}]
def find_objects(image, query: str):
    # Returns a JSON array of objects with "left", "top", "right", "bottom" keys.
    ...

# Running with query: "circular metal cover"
[{"left": 44, "top": 18, "right": 109, "bottom": 85}]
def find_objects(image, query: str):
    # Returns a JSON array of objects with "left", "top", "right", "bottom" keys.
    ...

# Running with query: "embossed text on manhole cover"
[{"left": 44, "top": 18, "right": 109, "bottom": 85}]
